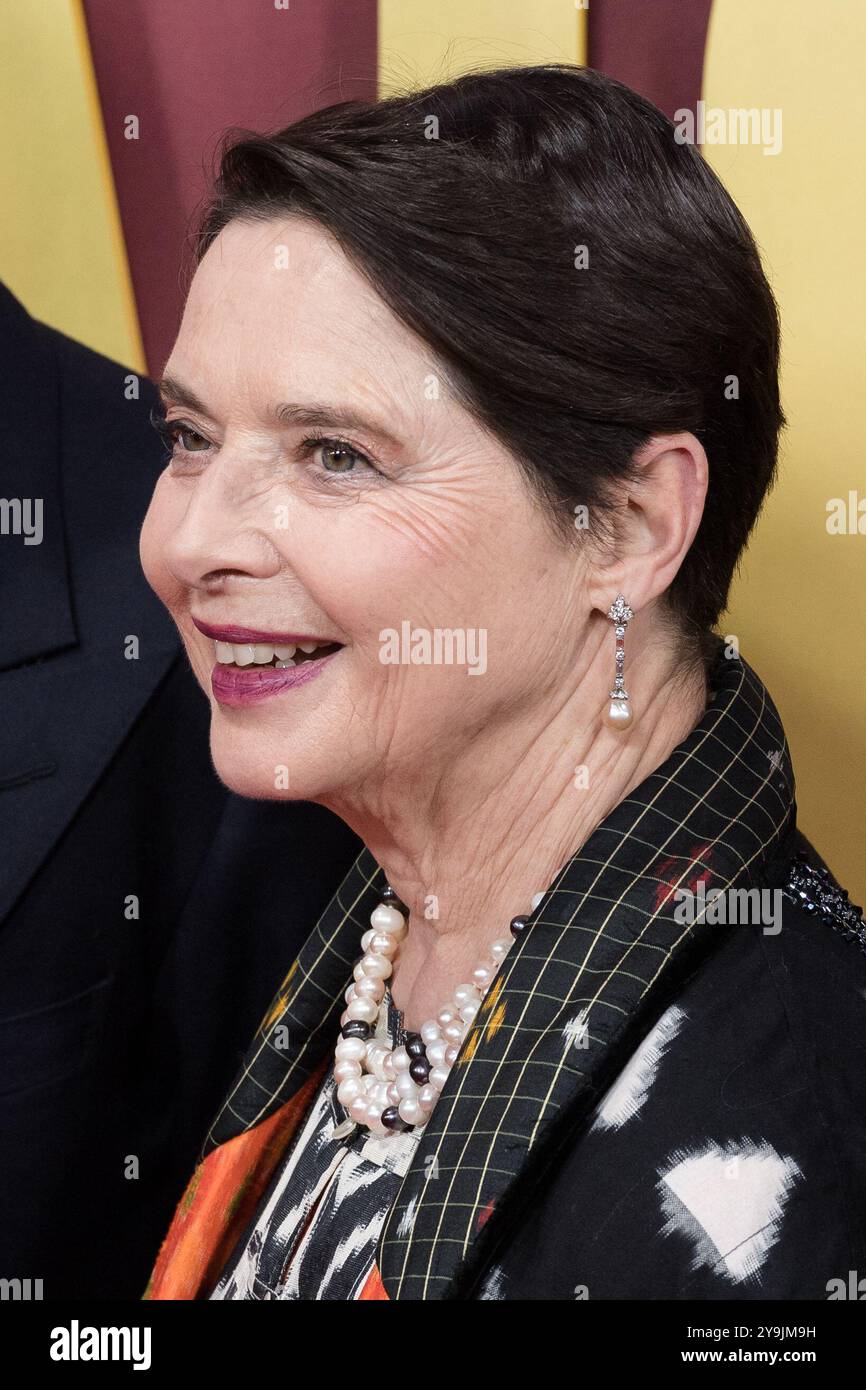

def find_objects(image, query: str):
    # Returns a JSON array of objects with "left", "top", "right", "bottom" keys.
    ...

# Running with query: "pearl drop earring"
[{"left": 603, "top": 595, "right": 634, "bottom": 730}]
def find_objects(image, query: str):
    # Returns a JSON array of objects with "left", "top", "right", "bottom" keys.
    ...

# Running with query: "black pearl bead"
[
  {"left": 510, "top": 915, "right": 530, "bottom": 937},
  {"left": 341, "top": 1020, "right": 372, "bottom": 1040},
  {"left": 405, "top": 1032, "right": 425, "bottom": 1058},
  {"left": 381, "top": 1106, "right": 411, "bottom": 1132},
  {"left": 409, "top": 1056, "right": 430, "bottom": 1084},
  {"left": 380, "top": 885, "right": 408, "bottom": 915}
]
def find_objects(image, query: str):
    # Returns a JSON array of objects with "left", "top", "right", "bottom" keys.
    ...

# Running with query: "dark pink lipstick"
[
  {"left": 210, "top": 654, "right": 339, "bottom": 707},
  {"left": 192, "top": 617, "right": 339, "bottom": 646},
  {"left": 191, "top": 616, "right": 344, "bottom": 708}
]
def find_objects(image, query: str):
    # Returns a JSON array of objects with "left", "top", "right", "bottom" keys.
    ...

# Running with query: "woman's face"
[{"left": 140, "top": 216, "right": 589, "bottom": 805}]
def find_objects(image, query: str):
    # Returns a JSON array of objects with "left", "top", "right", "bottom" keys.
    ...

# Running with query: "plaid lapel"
[{"left": 146, "top": 641, "right": 796, "bottom": 1299}]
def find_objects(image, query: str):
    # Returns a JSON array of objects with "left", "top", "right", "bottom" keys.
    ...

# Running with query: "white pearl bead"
[
  {"left": 453, "top": 983, "right": 476, "bottom": 1007},
  {"left": 370, "top": 905, "right": 406, "bottom": 935},
  {"left": 428, "top": 1064, "right": 450, "bottom": 1092},
  {"left": 398, "top": 1098, "right": 424, "bottom": 1126},
  {"left": 366, "top": 1101, "right": 388, "bottom": 1134},
  {"left": 334, "top": 1059, "right": 362, "bottom": 1083},
  {"left": 491, "top": 937, "right": 511, "bottom": 960},
  {"left": 426, "top": 1039, "right": 448, "bottom": 1067},
  {"left": 335, "top": 1037, "right": 366, "bottom": 1062},
  {"left": 438, "top": 1006, "right": 457, "bottom": 1026},
  {"left": 337, "top": 1077, "right": 364, "bottom": 1105},
  {"left": 354, "top": 975, "right": 384, "bottom": 1001},
  {"left": 459, "top": 999, "right": 480, "bottom": 1025},
  {"left": 420, "top": 1020, "right": 442, "bottom": 1046},
  {"left": 359, "top": 953, "right": 392, "bottom": 980},
  {"left": 604, "top": 697, "right": 633, "bottom": 729},
  {"left": 360, "top": 929, "right": 376, "bottom": 952},
  {"left": 369, "top": 931, "right": 398, "bottom": 958},
  {"left": 445, "top": 1045, "right": 459, "bottom": 1066},
  {"left": 370, "top": 1081, "right": 391, "bottom": 1107},
  {"left": 346, "top": 997, "right": 377, "bottom": 1023},
  {"left": 391, "top": 1046, "right": 411, "bottom": 1072},
  {"left": 443, "top": 1020, "right": 464, "bottom": 1043},
  {"left": 369, "top": 1050, "right": 391, "bottom": 1082},
  {"left": 530, "top": 892, "right": 545, "bottom": 911},
  {"left": 387, "top": 1083, "right": 400, "bottom": 1105},
  {"left": 418, "top": 1084, "right": 437, "bottom": 1112},
  {"left": 472, "top": 963, "right": 493, "bottom": 988},
  {"left": 349, "top": 1095, "right": 370, "bottom": 1122},
  {"left": 395, "top": 1071, "right": 418, "bottom": 1099}
]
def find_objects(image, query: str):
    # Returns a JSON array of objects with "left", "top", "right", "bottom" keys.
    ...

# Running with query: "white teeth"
[{"left": 213, "top": 639, "right": 326, "bottom": 666}]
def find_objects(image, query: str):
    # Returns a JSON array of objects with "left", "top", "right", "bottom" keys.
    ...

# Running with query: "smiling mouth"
[{"left": 212, "top": 639, "right": 343, "bottom": 669}]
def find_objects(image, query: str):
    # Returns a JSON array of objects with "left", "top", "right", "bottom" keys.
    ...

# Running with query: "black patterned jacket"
[{"left": 145, "top": 642, "right": 866, "bottom": 1300}]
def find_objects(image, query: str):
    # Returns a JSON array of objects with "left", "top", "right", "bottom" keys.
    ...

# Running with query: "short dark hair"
[{"left": 194, "top": 64, "right": 785, "bottom": 640}]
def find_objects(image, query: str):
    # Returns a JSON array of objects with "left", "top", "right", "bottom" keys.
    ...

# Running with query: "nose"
[{"left": 161, "top": 457, "right": 283, "bottom": 593}]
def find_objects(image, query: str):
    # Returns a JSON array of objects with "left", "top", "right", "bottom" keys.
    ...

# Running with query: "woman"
[{"left": 139, "top": 65, "right": 865, "bottom": 1300}]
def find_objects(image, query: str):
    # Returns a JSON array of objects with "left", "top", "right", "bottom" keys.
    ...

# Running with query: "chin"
[{"left": 206, "top": 721, "right": 336, "bottom": 805}]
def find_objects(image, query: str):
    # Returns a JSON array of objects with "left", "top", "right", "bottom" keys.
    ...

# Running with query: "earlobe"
[{"left": 592, "top": 432, "right": 708, "bottom": 613}]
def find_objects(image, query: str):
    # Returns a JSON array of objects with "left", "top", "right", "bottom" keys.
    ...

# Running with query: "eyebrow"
[{"left": 156, "top": 375, "right": 402, "bottom": 450}]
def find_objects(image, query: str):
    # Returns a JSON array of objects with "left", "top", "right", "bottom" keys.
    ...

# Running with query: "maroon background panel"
[
  {"left": 83, "top": 0, "right": 378, "bottom": 376},
  {"left": 588, "top": 0, "right": 713, "bottom": 121}
]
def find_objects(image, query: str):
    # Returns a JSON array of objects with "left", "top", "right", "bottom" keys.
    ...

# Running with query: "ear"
[{"left": 587, "top": 431, "right": 708, "bottom": 614}]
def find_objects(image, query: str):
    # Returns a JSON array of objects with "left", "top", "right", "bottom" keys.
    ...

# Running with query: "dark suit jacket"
[{"left": 0, "top": 282, "right": 360, "bottom": 1298}]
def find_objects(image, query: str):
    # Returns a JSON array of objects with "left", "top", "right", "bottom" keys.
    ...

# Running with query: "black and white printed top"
[{"left": 210, "top": 987, "right": 420, "bottom": 1300}]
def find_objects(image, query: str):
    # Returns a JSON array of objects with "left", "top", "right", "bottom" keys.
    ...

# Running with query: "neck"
[{"left": 322, "top": 627, "right": 708, "bottom": 1032}]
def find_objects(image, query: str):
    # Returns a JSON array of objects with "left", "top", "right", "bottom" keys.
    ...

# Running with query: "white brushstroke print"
[
  {"left": 590, "top": 1004, "right": 687, "bottom": 1131},
  {"left": 657, "top": 1137, "right": 803, "bottom": 1285}
]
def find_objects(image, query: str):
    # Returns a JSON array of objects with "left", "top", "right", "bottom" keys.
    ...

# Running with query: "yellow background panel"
[
  {"left": 379, "top": 0, "right": 585, "bottom": 92},
  {"left": 704, "top": 0, "right": 865, "bottom": 898},
  {"left": 0, "top": 0, "right": 143, "bottom": 369}
]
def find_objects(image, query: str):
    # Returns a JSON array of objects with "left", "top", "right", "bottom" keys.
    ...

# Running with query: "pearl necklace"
[{"left": 332, "top": 885, "right": 535, "bottom": 1138}]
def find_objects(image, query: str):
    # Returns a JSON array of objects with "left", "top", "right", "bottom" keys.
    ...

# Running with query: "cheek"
[{"left": 293, "top": 495, "right": 503, "bottom": 636}]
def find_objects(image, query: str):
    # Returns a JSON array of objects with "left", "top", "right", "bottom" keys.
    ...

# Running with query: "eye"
[
  {"left": 157, "top": 419, "right": 211, "bottom": 457},
  {"left": 170, "top": 423, "right": 210, "bottom": 453},
  {"left": 300, "top": 436, "right": 382, "bottom": 482},
  {"left": 150, "top": 406, "right": 213, "bottom": 464}
]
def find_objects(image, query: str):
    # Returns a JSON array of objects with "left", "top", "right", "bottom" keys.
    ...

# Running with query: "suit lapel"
[
  {"left": 0, "top": 283, "right": 76, "bottom": 673},
  {"left": 0, "top": 285, "right": 179, "bottom": 921}
]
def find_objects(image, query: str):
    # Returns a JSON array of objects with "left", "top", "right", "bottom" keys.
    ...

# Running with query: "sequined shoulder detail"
[{"left": 784, "top": 854, "right": 866, "bottom": 953}]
